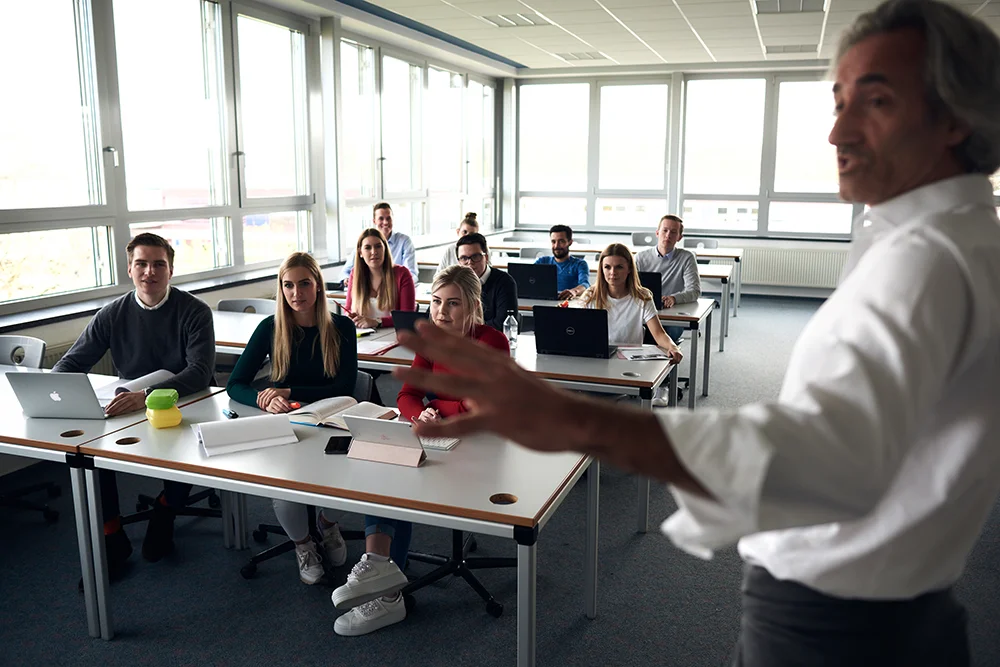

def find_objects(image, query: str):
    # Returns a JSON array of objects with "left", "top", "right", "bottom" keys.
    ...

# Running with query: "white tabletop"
[
  {"left": 80, "top": 391, "right": 588, "bottom": 529},
  {"left": 428, "top": 242, "right": 744, "bottom": 261}
]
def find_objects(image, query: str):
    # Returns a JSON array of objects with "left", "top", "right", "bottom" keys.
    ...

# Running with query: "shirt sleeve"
[
  {"left": 226, "top": 317, "right": 273, "bottom": 407},
  {"left": 52, "top": 306, "right": 113, "bottom": 374},
  {"left": 153, "top": 299, "right": 215, "bottom": 397},
  {"left": 670, "top": 252, "right": 702, "bottom": 304},
  {"left": 576, "top": 259, "right": 591, "bottom": 288},
  {"left": 398, "top": 235, "right": 418, "bottom": 283},
  {"left": 344, "top": 273, "right": 355, "bottom": 316},
  {"left": 640, "top": 297, "right": 658, "bottom": 325},
  {"left": 287, "top": 316, "right": 358, "bottom": 403},
  {"left": 341, "top": 251, "right": 356, "bottom": 281},
  {"left": 397, "top": 353, "right": 434, "bottom": 421},
  {"left": 438, "top": 246, "right": 453, "bottom": 274},
  {"left": 488, "top": 273, "right": 518, "bottom": 331},
  {"left": 657, "top": 231, "right": 973, "bottom": 558}
]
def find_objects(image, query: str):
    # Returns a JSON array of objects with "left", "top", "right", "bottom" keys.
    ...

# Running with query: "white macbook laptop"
[
  {"left": 6, "top": 372, "right": 110, "bottom": 420},
  {"left": 343, "top": 415, "right": 459, "bottom": 451}
]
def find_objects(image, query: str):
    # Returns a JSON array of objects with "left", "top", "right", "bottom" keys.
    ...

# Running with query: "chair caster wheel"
[
  {"left": 240, "top": 563, "right": 257, "bottom": 579},
  {"left": 252, "top": 529, "right": 268, "bottom": 543},
  {"left": 44, "top": 509, "right": 59, "bottom": 523},
  {"left": 486, "top": 600, "right": 503, "bottom": 618},
  {"left": 403, "top": 594, "right": 416, "bottom": 612},
  {"left": 208, "top": 494, "right": 221, "bottom": 509},
  {"left": 48, "top": 486, "right": 62, "bottom": 499}
]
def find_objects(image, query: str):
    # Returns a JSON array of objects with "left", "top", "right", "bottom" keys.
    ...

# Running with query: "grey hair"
[{"left": 833, "top": 0, "right": 1000, "bottom": 174}]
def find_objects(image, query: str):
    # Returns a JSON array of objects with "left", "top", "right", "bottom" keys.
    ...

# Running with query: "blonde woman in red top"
[{"left": 330, "top": 265, "right": 508, "bottom": 637}]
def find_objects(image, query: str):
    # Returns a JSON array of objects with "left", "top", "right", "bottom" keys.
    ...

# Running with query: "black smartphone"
[{"left": 325, "top": 435, "right": 352, "bottom": 455}]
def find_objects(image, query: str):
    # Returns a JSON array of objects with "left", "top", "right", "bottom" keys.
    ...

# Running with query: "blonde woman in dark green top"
[{"left": 227, "top": 252, "right": 358, "bottom": 585}]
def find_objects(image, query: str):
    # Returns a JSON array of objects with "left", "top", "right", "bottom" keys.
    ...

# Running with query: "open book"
[
  {"left": 288, "top": 396, "right": 396, "bottom": 430},
  {"left": 194, "top": 414, "right": 298, "bottom": 457},
  {"left": 96, "top": 369, "right": 175, "bottom": 401}
]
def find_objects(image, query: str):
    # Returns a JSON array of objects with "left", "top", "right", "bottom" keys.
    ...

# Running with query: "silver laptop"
[
  {"left": 343, "top": 415, "right": 459, "bottom": 451},
  {"left": 6, "top": 372, "right": 110, "bottom": 419}
]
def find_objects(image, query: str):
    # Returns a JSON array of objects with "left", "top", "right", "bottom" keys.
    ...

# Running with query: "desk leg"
[
  {"left": 721, "top": 281, "right": 730, "bottom": 351},
  {"left": 703, "top": 311, "right": 712, "bottom": 397},
  {"left": 220, "top": 491, "right": 234, "bottom": 549},
  {"left": 687, "top": 324, "right": 699, "bottom": 409},
  {"left": 734, "top": 259, "right": 742, "bottom": 316},
  {"left": 517, "top": 543, "right": 537, "bottom": 667},
  {"left": 236, "top": 493, "right": 249, "bottom": 550},
  {"left": 585, "top": 459, "right": 599, "bottom": 620},
  {"left": 668, "top": 363, "right": 679, "bottom": 407},
  {"left": 637, "top": 390, "right": 652, "bottom": 533},
  {"left": 84, "top": 468, "right": 114, "bottom": 640},
  {"left": 71, "top": 467, "right": 99, "bottom": 638}
]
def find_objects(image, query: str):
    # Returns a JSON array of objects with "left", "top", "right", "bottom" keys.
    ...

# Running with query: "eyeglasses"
[{"left": 458, "top": 253, "right": 487, "bottom": 265}]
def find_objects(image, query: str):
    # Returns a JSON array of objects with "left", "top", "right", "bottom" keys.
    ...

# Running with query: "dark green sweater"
[{"left": 226, "top": 314, "right": 358, "bottom": 407}]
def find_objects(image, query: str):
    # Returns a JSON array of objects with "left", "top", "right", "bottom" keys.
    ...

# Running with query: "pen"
[{"left": 222, "top": 409, "right": 238, "bottom": 419}]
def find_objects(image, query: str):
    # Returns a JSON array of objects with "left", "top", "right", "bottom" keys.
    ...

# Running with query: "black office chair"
[
  {"left": 0, "top": 335, "right": 61, "bottom": 523},
  {"left": 239, "top": 371, "right": 374, "bottom": 579}
]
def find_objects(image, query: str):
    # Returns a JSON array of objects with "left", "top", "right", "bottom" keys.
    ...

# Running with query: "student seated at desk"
[
  {"left": 330, "top": 266, "right": 508, "bottom": 637},
  {"left": 534, "top": 223, "right": 590, "bottom": 300},
  {"left": 579, "top": 244, "right": 683, "bottom": 367},
  {"left": 53, "top": 232, "right": 215, "bottom": 580},
  {"left": 344, "top": 228, "right": 416, "bottom": 330},
  {"left": 456, "top": 232, "right": 518, "bottom": 332},
  {"left": 437, "top": 211, "right": 479, "bottom": 273},
  {"left": 227, "top": 252, "right": 358, "bottom": 585}
]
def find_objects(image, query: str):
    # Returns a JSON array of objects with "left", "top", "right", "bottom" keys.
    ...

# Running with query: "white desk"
[{"left": 79, "top": 391, "right": 595, "bottom": 667}]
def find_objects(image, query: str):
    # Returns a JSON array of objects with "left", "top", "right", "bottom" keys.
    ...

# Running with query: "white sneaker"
[
  {"left": 331, "top": 554, "right": 408, "bottom": 610},
  {"left": 319, "top": 521, "right": 347, "bottom": 568},
  {"left": 295, "top": 540, "right": 324, "bottom": 585},
  {"left": 652, "top": 396, "right": 671, "bottom": 408},
  {"left": 334, "top": 594, "right": 406, "bottom": 636}
]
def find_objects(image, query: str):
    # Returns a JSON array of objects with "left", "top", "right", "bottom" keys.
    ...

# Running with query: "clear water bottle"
[{"left": 503, "top": 312, "right": 518, "bottom": 354}]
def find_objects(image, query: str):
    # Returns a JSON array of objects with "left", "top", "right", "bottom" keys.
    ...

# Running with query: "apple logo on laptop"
[{"left": 49, "top": 391, "right": 62, "bottom": 402}]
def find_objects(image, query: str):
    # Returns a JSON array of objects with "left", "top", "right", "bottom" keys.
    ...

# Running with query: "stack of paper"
[
  {"left": 96, "top": 369, "right": 175, "bottom": 400},
  {"left": 617, "top": 346, "right": 672, "bottom": 361},
  {"left": 194, "top": 414, "right": 298, "bottom": 457},
  {"left": 357, "top": 338, "right": 398, "bottom": 355}
]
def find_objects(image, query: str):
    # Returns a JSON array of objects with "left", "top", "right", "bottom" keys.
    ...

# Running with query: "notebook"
[{"left": 288, "top": 396, "right": 396, "bottom": 430}]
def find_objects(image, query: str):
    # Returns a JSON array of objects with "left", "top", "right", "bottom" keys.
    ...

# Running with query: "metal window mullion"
[
  {"left": 585, "top": 79, "right": 599, "bottom": 229},
  {"left": 204, "top": 1, "right": 230, "bottom": 216},
  {"left": 667, "top": 72, "right": 683, "bottom": 214},
  {"left": 73, "top": 0, "right": 105, "bottom": 207},
  {"left": 758, "top": 73, "right": 779, "bottom": 235},
  {"left": 302, "top": 20, "right": 324, "bottom": 257}
]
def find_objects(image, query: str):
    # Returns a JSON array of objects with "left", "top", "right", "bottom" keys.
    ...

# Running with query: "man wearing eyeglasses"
[{"left": 455, "top": 233, "right": 518, "bottom": 332}]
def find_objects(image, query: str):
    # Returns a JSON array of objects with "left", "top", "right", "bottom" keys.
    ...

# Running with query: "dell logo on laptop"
[
  {"left": 566, "top": 327, "right": 575, "bottom": 336},
  {"left": 528, "top": 277, "right": 536, "bottom": 284}
]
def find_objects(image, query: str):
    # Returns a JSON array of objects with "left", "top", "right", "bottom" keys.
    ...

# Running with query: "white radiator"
[
  {"left": 42, "top": 344, "right": 116, "bottom": 375},
  {"left": 738, "top": 247, "right": 849, "bottom": 289}
]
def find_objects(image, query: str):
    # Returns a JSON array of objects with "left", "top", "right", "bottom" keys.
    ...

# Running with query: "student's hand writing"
[
  {"left": 105, "top": 391, "right": 147, "bottom": 417},
  {"left": 416, "top": 407, "right": 440, "bottom": 423},
  {"left": 661, "top": 295, "right": 676, "bottom": 309},
  {"left": 257, "top": 387, "right": 291, "bottom": 410}
]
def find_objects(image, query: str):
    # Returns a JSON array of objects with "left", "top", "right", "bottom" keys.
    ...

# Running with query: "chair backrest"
[
  {"left": 0, "top": 335, "right": 46, "bottom": 368},
  {"left": 683, "top": 238, "right": 719, "bottom": 249},
  {"left": 353, "top": 371, "right": 374, "bottom": 402},
  {"left": 218, "top": 298, "right": 276, "bottom": 315},
  {"left": 631, "top": 232, "right": 656, "bottom": 247},
  {"left": 520, "top": 247, "right": 550, "bottom": 260},
  {"left": 503, "top": 234, "right": 532, "bottom": 242}
]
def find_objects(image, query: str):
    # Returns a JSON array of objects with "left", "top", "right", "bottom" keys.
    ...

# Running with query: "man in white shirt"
[
  {"left": 393, "top": 2, "right": 1000, "bottom": 664},
  {"left": 341, "top": 202, "right": 418, "bottom": 283}
]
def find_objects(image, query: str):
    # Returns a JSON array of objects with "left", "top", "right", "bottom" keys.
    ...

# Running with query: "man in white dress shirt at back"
[
  {"left": 393, "top": 1, "right": 1000, "bottom": 664},
  {"left": 340, "top": 202, "right": 418, "bottom": 283}
]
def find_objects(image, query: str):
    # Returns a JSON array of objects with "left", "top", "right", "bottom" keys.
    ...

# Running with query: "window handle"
[{"left": 103, "top": 146, "right": 119, "bottom": 168}]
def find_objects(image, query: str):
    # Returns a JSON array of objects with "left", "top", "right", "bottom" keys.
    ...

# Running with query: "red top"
[
  {"left": 397, "top": 324, "right": 510, "bottom": 421},
  {"left": 344, "top": 264, "right": 416, "bottom": 328}
]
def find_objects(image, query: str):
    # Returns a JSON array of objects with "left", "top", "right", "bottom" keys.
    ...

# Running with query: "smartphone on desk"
[{"left": 325, "top": 434, "right": 352, "bottom": 455}]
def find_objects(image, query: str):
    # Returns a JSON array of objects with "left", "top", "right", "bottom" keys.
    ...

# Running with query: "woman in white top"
[
  {"left": 437, "top": 212, "right": 479, "bottom": 273},
  {"left": 581, "top": 243, "right": 683, "bottom": 363}
]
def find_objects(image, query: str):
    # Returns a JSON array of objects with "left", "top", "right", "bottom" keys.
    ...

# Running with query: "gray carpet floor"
[{"left": 2, "top": 296, "right": 998, "bottom": 666}]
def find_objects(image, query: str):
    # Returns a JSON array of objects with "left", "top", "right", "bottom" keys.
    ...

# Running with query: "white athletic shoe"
[
  {"left": 331, "top": 554, "right": 408, "bottom": 610},
  {"left": 295, "top": 540, "right": 324, "bottom": 585},
  {"left": 319, "top": 521, "right": 347, "bottom": 568},
  {"left": 652, "top": 396, "right": 671, "bottom": 408},
  {"left": 334, "top": 594, "right": 406, "bottom": 636}
]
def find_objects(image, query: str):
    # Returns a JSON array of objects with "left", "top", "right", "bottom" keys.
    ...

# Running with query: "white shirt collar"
[
  {"left": 479, "top": 265, "right": 492, "bottom": 285},
  {"left": 134, "top": 285, "right": 170, "bottom": 311},
  {"left": 866, "top": 174, "right": 994, "bottom": 229}
]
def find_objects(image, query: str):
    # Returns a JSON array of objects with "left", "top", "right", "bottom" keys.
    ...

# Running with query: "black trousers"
[
  {"left": 99, "top": 469, "right": 191, "bottom": 523},
  {"left": 733, "top": 565, "right": 970, "bottom": 667}
]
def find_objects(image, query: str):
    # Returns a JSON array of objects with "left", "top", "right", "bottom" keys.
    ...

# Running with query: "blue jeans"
[
  {"left": 364, "top": 515, "right": 412, "bottom": 568},
  {"left": 665, "top": 325, "right": 684, "bottom": 345}
]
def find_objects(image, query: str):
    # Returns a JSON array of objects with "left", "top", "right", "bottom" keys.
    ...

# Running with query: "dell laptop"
[
  {"left": 639, "top": 272, "right": 663, "bottom": 308},
  {"left": 508, "top": 263, "right": 560, "bottom": 300},
  {"left": 532, "top": 306, "right": 616, "bottom": 359},
  {"left": 6, "top": 372, "right": 110, "bottom": 419},
  {"left": 391, "top": 309, "right": 430, "bottom": 333}
]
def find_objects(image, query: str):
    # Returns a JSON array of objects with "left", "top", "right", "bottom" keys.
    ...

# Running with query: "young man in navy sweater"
[{"left": 54, "top": 233, "right": 215, "bottom": 580}]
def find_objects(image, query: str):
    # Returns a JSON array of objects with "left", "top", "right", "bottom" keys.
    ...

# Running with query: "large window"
[
  {"left": 340, "top": 41, "right": 378, "bottom": 200},
  {"left": 243, "top": 211, "right": 309, "bottom": 264},
  {"left": 518, "top": 83, "right": 590, "bottom": 192},
  {"left": 0, "top": 0, "right": 103, "bottom": 210},
  {"left": 381, "top": 55, "right": 422, "bottom": 194},
  {"left": 599, "top": 84, "right": 669, "bottom": 191},
  {"left": 426, "top": 68, "right": 463, "bottom": 193},
  {"left": 774, "top": 81, "right": 839, "bottom": 194},
  {"left": 0, "top": 227, "right": 113, "bottom": 303},
  {"left": 128, "top": 219, "right": 230, "bottom": 276},
  {"left": 234, "top": 14, "right": 309, "bottom": 200},
  {"left": 114, "top": 0, "right": 228, "bottom": 211},
  {"left": 467, "top": 80, "right": 495, "bottom": 196}
]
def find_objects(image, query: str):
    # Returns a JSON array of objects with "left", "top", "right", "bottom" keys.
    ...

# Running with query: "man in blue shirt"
[
  {"left": 533, "top": 224, "right": 590, "bottom": 299},
  {"left": 341, "top": 202, "right": 418, "bottom": 283}
]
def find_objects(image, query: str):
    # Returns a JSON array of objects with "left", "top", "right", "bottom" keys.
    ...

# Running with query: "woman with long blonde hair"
[
  {"left": 580, "top": 243, "right": 683, "bottom": 363},
  {"left": 345, "top": 228, "right": 416, "bottom": 329},
  {"left": 330, "top": 266, "right": 509, "bottom": 638},
  {"left": 227, "top": 251, "right": 358, "bottom": 586}
]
